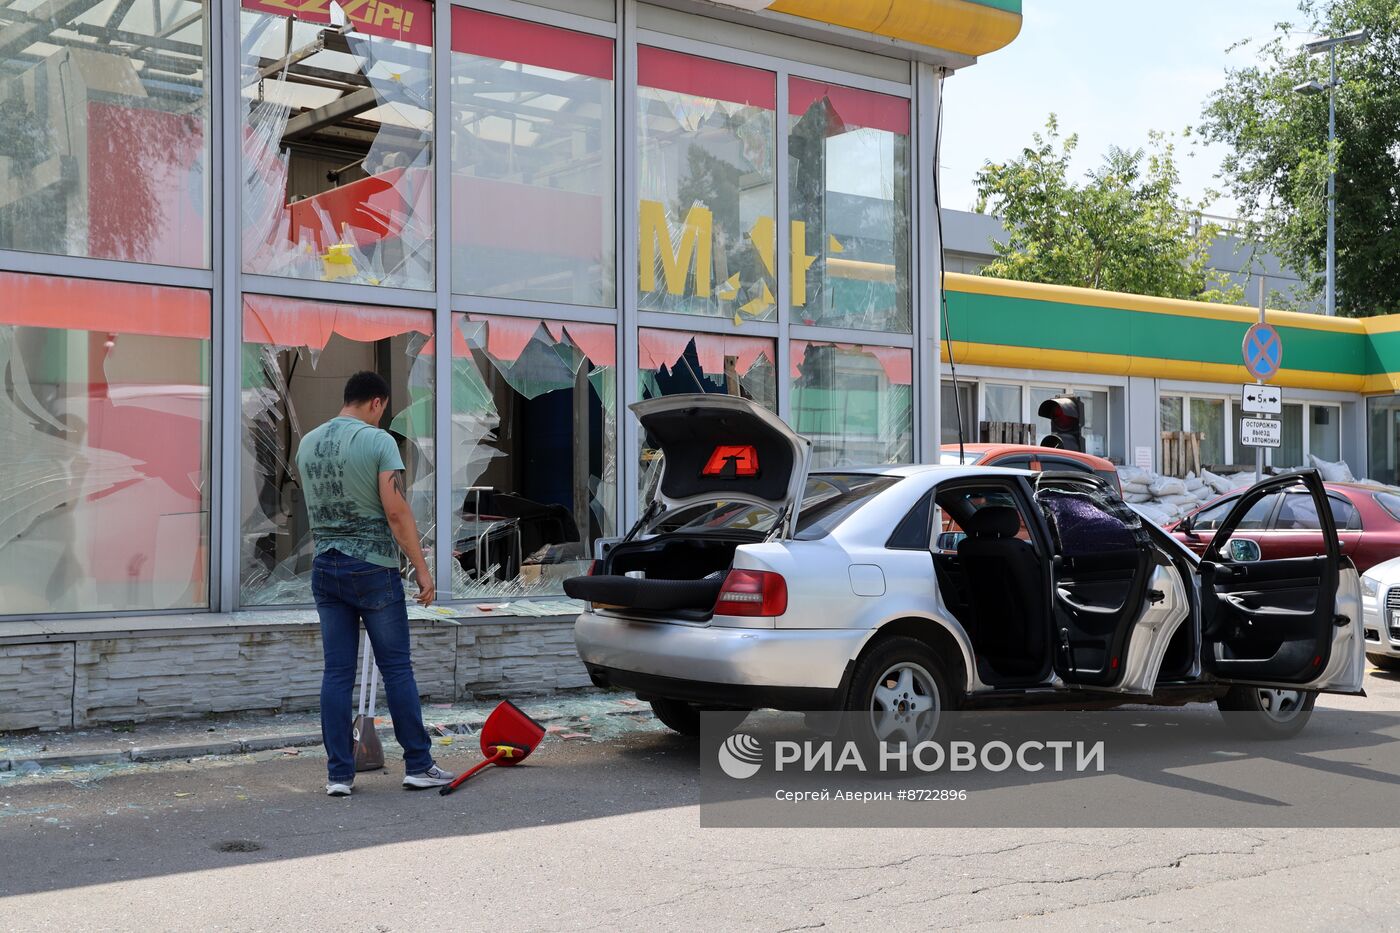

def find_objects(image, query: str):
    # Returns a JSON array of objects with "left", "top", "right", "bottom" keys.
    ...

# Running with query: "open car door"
[
  {"left": 1198, "top": 470, "right": 1364, "bottom": 695},
  {"left": 1033, "top": 474, "right": 1191, "bottom": 695}
]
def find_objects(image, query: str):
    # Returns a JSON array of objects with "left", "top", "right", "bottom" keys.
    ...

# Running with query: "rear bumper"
[{"left": 573, "top": 610, "right": 866, "bottom": 709}]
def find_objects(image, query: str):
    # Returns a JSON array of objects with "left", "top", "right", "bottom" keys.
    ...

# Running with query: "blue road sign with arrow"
[{"left": 1242, "top": 323, "right": 1283, "bottom": 382}]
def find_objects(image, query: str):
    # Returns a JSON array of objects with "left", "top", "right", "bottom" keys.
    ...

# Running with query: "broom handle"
[
  {"left": 357, "top": 632, "right": 372, "bottom": 718},
  {"left": 440, "top": 749, "right": 505, "bottom": 795}
]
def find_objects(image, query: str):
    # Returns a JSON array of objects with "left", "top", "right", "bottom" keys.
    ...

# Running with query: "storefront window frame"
[{"left": 0, "top": 0, "right": 935, "bottom": 620}]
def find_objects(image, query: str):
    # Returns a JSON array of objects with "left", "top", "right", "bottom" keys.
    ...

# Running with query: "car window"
[
  {"left": 938, "top": 451, "right": 986, "bottom": 466},
  {"left": 937, "top": 487, "right": 1032, "bottom": 544},
  {"left": 887, "top": 492, "right": 934, "bottom": 550},
  {"left": 1193, "top": 493, "right": 1277, "bottom": 531},
  {"left": 792, "top": 475, "right": 900, "bottom": 541},
  {"left": 1039, "top": 456, "right": 1092, "bottom": 474},
  {"left": 1374, "top": 491, "right": 1400, "bottom": 522},
  {"left": 665, "top": 474, "right": 897, "bottom": 540},
  {"left": 988, "top": 455, "right": 1035, "bottom": 470},
  {"left": 1273, "top": 492, "right": 1359, "bottom": 532}
]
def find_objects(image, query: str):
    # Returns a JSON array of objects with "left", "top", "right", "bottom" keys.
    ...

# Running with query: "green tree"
[
  {"left": 1202, "top": 0, "right": 1400, "bottom": 317},
  {"left": 974, "top": 116, "right": 1240, "bottom": 302}
]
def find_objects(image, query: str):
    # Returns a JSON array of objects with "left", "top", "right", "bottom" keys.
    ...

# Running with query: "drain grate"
[{"left": 212, "top": 839, "right": 263, "bottom": 853}]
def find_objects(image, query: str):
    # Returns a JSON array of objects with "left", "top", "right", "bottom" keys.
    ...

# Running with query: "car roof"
[
  {"left": 938, "top": 443, "right": 1116, "bottom": 470},
  {"left": 813, "top": 464, "right": 1035, "bottom": 479}
]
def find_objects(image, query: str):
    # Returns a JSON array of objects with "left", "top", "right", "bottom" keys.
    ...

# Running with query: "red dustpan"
[{"left": 439, "top": 700, "right": 546, "bottom": 796}]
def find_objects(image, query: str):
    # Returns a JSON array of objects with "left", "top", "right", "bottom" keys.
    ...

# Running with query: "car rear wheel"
[
  {"left": 1367, "top": 653, "right": 1400, "bottom": 673},
  {"left": 1215, "top": 685, "right": 1316, "bottom": 739},
  {"left": 845, "top": 637, "right": 952, "bottom": 748},
  {"left": 648, "top": 699, "right": 750, "bottom": 737}
]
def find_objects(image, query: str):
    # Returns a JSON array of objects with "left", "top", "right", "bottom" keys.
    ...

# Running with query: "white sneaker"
[
  {"left": 402, "top": 765, "right": 456, "bottom": 789},
  {"left": 326, "top": 780, "right": 354, "bottom": 797}
]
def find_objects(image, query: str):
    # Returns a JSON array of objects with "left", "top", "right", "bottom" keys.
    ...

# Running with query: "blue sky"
[{"left": 939, "top": 1, "right": 1317, "bottom": 216}]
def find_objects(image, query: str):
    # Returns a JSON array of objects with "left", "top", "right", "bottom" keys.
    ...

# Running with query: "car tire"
[
  {"left": 1215, "top": 685, "right": 1316, "bottom": 739},
  {"left": 1366, "top": 653, "right": 1400, "bottom": 673},
  {"left": 844, "top": 636, "right": 953, "bottom": 749},
  {"left": 648, "top": 699, "right": 750, "bottom": 737}
]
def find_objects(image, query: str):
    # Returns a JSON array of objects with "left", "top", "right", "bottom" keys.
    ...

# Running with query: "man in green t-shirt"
[{"left": 297, "top": 371, "right": 454, "bottom": 797}]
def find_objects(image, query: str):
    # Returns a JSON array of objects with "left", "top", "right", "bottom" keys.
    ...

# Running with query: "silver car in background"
[
  {"left": 1360, "top": 557, "right": 1400, "bottom": 672},
  {"left": 568, "top": 396, "right": 1365, "bottom": 742}
]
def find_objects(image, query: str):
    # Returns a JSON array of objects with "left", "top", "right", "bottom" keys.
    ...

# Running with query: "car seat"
[{"left": 956, "top": 505, "right": 1047, "bottom": 679}]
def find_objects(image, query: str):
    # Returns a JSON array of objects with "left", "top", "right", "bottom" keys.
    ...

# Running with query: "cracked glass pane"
[
  {"left": 240, "top": 295, "right": 434, "bottom": 606},
  {"left": 791, "top": 340, "right": 912, "bottom": 469},
  {"left": 0, "top": 0, "right": 210, "bottom": 266},
  {"left": 788, "top": 78, "right": 911, "bottom": 334},
  {"left": 451, "top": 312, "right": 615, "bottom": 598},
  {"left": 239, "top": 0, "right": 434, "bottom": 289},
  {"left": 0, "top": 271, "right": 210, "bottom": 615},
  {"left": 450, "top": 8, "right": 615, "bottom": 306},
  {"left": 636, "top": 47, "right": 775, "bottom": 323}
]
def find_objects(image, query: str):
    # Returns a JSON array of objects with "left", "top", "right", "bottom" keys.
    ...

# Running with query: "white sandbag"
[
  {"left": 1122, "top": 481, "right": 1152, "bottom": 495},
  {"left": 1118, "top": 466, "right": 1153, "bottom": 485},
  {"left": 1227, "top": 472, "right": 1257, "bottom": 489},
  {"left": 1308, "top": 454, "right": 1355, "bottom": 483},
  {"left": 1132, "top": 502, "right": 1174, "bottom": 526},
  {"left": 1162, "top": 493, "right": 1199, "bottom": 507},
  {"left": 1148, "top": 476, "right": 1187, "bottom": 497},
  {"left": 1200, "top": 469, "right": 1234, "bottom": 496},
  {"left": 1124, "top": 492, "right": 1152, "bottom": 503}
]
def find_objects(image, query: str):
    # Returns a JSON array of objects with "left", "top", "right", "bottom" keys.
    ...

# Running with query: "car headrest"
[{"left": 964, "top": 506, "right": 1020, "bottom": 539}]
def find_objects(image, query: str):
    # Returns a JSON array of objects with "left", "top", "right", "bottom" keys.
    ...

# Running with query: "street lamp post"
[{"left": 1294, "top": 28, "right": 1367, "bottom": 317}]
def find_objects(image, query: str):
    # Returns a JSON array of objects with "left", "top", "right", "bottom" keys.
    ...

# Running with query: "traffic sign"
[
  {"left": 1240, "top": 417, "right": 1282, "bottom": 449},
  {"left": 1240, "top": 383, "right": 1282, "bottom": 415},
  {"left": 1242, "top": 323, "right": 1283, "bottom": 382}
]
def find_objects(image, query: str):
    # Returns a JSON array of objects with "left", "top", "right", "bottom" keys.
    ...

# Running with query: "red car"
[
  {"left": 1170, "top": 481, "right": 1400, "bottom": 572},
  {"left": 939, "top": 443, "right": 1121, "bottom": 492}
]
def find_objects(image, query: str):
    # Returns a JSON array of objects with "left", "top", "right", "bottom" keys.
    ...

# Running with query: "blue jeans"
[{"left": 311, "top": 550, "right": 436, "bottom": 782}]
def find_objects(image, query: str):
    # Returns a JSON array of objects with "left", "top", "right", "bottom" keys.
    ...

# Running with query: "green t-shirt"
[{"left": 296, "top": 416, "right": 405, "bottom": 568}]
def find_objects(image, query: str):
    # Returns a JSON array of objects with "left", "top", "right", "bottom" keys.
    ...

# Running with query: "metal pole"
[
  {"left": 1326, "top": 45, "right": 1337, "bottom": 317},
  {"left": 1256, "top": 302, "right": 1265, "bottom": 484}
]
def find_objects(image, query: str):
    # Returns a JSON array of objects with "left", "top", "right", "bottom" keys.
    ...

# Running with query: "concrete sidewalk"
[{"left": 0, "top": 690, "right": 656, "bottom": 778}]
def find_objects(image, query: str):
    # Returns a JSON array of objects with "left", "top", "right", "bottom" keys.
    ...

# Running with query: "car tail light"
[{"left": 715, "top": 569, "right": 787, "bottom": 617}]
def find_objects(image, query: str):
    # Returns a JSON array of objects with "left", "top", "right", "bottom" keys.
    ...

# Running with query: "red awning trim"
[
  {"left": 638, "top": 46, "right": 775, "bottom": 111},
  {"left": 243, "top": 294, "right": 431, "bottom": 350},
  {"left": 639, "top": 329, "right": 774, "bottom": 377},
  {"left": 451, "top": 7, "right": 613, "bottom": 80},
  {"left": 0, "top": 270, "right": 210, "bottom": 340},
  {"left": 790, "top": 340, "right": 912, "bottom": 385},
  {"left": 788, "top": 77, "right": 910, "bottom": 136},
  {"left": 456, "top": 313, "right": 615, "bottom": 367}
]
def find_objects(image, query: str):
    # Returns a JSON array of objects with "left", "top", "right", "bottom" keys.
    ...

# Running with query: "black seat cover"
[{"left": 956, "top": 506, "right": 1047, "bottom": 676}]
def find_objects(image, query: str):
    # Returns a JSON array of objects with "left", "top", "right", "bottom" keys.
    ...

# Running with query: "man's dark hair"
[{"left": 344, "top": 371, "right": 391, "bottom": 406}]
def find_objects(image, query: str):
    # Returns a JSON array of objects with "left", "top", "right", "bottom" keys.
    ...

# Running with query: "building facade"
[{"left": 0, "top": 0, "right": 1023, "bottom": 728}]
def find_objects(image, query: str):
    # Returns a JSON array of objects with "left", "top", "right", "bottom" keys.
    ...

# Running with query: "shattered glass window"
[
  {"left": 0, "top": 0, "right": 209, "bottom": 267},
  {"left": 637, "top": 329, "right": 775, "bottom": 499},
  {"left": 637, "top": 47, "right": 775, "bottom": 323},
  {"left": 788, "top": 78, "right": 911, "bottom": 333},
  {"left": 240, "top": 0, "right": 433, "bottom": 289},
  {"left": 451, "top": 313, "right": 615, "bottom": 599},
  {"left": 240, "top": 295, "right": 434, "bottom": 606},
  {"left": 450, "top": 8, "right": 615, "bottom": 306},
  {"left": 791, "top": 340, "right": 912, "bottom": 469},
  {"left": 0, "top": 271, "right": 210, "bottom": 615}
]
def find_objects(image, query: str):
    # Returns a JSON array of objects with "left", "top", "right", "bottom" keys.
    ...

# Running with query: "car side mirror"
[
  {"left": 936, "top": 531, "right": 966, "bottom": 553},
  {"left": 1226, "top": 538, "right": 1261, "bottom": 563},
  {"left": 1179, "top": 514, "right": 1198, "bottom": 539}
]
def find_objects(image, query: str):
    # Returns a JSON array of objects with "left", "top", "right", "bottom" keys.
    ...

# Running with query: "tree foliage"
[
  {"left": 1202, "top": 0, "right": 1400, "bottom": 317},
  {"left": 973, "top": 116, "right": 1240, "bottom": 303}
]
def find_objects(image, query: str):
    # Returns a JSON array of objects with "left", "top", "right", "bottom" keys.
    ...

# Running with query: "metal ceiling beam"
[
  {"left": 0, "top": 0, "right": 103, "bottom": 58},
  {"left": 282, "top": 85, "right": 381, "bottom": 140}
]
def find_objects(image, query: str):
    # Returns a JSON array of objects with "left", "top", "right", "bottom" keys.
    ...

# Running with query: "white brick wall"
[{"left": 0, "top": 617, "right": 587, "bottom": 731}]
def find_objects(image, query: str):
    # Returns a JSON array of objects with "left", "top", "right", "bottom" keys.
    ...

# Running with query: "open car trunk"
[
  {"left": 562, "top": 532, "right": 759, "bottom": 615},
  {"left": 565, "top": 394, "right": 810, "bottom": 617}
]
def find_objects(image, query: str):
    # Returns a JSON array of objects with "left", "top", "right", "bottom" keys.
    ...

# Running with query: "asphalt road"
[{"left": 2, "top": 669, "right": 1399, "bottom": 932}]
